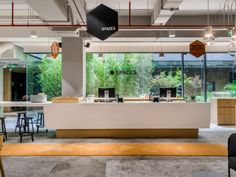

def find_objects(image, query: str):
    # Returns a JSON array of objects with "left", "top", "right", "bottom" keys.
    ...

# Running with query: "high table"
[{"left": 0, "top": 101, "right": 211, "bottom": 138}]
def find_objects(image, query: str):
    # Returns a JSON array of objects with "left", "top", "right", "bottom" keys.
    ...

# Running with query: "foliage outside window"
[
  {"left": 86, "top": 53, "right": 154, "bottom": 97},
  {"left": 27, "top": 54, "right": 62, "bottom": 100}
]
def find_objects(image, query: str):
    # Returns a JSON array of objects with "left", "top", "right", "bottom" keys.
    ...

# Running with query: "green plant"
[
  {"left": 224, "top": 81, "right": 236, "bottom": 96},
  {"left": 86, "top": 53, "right": 154, "bottom": 97},
  {"left": 150, "top": 70, "right": 202, "bottom": 100},
  {"left": 184, "top": 75, "right": 202, "bottom": 98},
  {"left": 38, "top": 55, "right": 62, "bottom": 100},
  {"left": 150, "top": 70, "right": 182, "bottom": 93}
]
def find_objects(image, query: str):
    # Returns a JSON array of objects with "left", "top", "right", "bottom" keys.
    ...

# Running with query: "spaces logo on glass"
[{"left": 110, "top": 70, "right": 137, "bottom": 75}]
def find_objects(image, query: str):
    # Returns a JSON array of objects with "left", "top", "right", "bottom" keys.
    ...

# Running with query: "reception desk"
[
  {"left": 44, "top": 102, "right": 210, "bottom": 138},
  {"left": 0, "top": 101, "right": 211, "bottom": 138}
]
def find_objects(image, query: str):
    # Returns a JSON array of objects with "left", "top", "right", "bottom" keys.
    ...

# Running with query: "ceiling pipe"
[
  {"left": 2, "top": 1, "right": 235, "bottom": 30},
  {"left": 0, "top": 24, "right": 234, "bottom": 29},
  {"left": 11, "top": 1, "right": 14, "bottom": 26}
]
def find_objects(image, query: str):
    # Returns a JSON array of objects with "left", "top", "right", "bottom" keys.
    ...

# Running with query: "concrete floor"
[{"left": 2, "top": 113, "right": 236, "bottom": 177}]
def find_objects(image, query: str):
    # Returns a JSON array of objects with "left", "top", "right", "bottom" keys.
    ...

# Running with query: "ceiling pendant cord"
[
  {"left": 235, "top": 0, "right": 236, "bottom": 28},
  {"left": 207, "top": 0, "right": 210, "bottom": 27}
]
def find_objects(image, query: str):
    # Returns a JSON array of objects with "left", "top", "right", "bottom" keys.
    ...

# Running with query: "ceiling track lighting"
[
  {"left": 30, "top": 30, "right": 38, "bottom": 38},
  {"left": 203, "top": 0, "right": 215, "bottom": 46}
]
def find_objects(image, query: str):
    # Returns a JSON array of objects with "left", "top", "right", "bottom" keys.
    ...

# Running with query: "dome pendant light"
[{"left": 203, "top": 0, "right": 215, "bottom": 46}]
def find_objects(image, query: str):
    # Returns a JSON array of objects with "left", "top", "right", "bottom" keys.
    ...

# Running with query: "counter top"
[
  {"left": 0, "top": 101, "right": 205, "bottom": 107},
  {"left": 0, "top": 101, "right": 52, "bottom": 107}
]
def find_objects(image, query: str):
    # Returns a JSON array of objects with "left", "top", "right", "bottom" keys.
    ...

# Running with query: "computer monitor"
[
  {"left": 159, "top": 88, "right": 177, "bottom": 98},
  {"left": 98, "top": 88, "right": 115, "bottom": 98}
]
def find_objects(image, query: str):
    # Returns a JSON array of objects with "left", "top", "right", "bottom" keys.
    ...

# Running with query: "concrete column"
[
  {"left": 62, "top": 37, "right": 85, "bottom": 97},
  {"left": 0, "top": 66, "right": 3, "bottom": 116}
]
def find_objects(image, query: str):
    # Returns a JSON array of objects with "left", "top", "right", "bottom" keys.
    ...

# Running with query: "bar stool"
[
  {"left": 0, "top": 117, "right": 7, "bottom": 141},
  {"left": 19, "top": 117, "right": 34, "bottom": 143},
  {"left": 15, "top": 112, "right": 27, "bottom": 132},
  {"left": 36, "top": 112, "right": 48, "bottom": 133},
  {"left": 36, "top": 112, "right": 44, "bottom": 133}
]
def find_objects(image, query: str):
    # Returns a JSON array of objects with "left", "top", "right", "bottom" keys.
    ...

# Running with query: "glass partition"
[
  {"left": 26, "top": 54, "right": 62, "bottom": 100},
  {"left": 86, "top": 53, "right": 184, "bottom": 98},
  {"left": 206, "top": 53, "right": 236, "bottom": 99},
  {"left": 23, "top": 52, "right": 236, "bottom": 102},
  {"left": 86, "top": 53, "right": 154, "bottom": 97}
]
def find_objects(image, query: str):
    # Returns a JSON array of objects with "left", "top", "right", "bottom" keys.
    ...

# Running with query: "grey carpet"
[
  {"left": 4, "top": 156, "right": 236, "bottom": 177},
  {"left": 105, "top": 158, "right": 230, "bottom": 177}
]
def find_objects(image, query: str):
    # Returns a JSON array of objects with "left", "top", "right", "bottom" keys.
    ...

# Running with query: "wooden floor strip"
[{"left": 1, "top": 143, "right": 227, "bottom": 156}]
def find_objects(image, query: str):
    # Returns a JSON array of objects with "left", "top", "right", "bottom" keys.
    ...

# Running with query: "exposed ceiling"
[{"left": 0, "top": 0, "right": 235, "bottom": 52}]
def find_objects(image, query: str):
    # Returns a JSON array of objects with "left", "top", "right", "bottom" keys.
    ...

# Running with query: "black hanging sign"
[{"left": 86, "top": 4, "right": 118, "bottom": 40}]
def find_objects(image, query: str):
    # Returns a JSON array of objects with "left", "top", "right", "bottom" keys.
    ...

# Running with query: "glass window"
[
  {"left": 206, "top": 53, "right": 235, "bottom": 99},
  {"left": 86, "top": 53, "right": 183, "bottom": 98},
  {"left": 26, "top": 54, "right": 62, "bottom": 100},
  {"left": 183, "top": 53, "right": 204, "bottom": 102},
  {"left": 86, "top": 53, "right": 154, "bottom": 97}
]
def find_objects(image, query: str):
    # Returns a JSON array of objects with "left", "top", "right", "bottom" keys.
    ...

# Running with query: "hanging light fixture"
[
  {"left": 232, "top": 0, "right": 236, "bottom": 40},
  {"left": 159, "top": 32, "right": 165, "bottom": 58},
  {"left": 159, "top": 52, "right": 165, "bottom": 58},
  {"left": 169, "top": 16, "right": 176, "bottom": 38},
  {"left": 169, "top": 30, "right": 176, "bottom": 38},
  {"left": 232, "top": 28, "right": 236, "bottom": 39},
  {"left": 228, "top": 0, "right": 236, "bottom": 53},
  {"left": 98, "top": 53, "right": 103, "bottom": 58},
  {"left": 203, "top": 0, "right": 215, "bottom": 46},
  {"left": 98, "top": 42, "right": 103, "bottom": 59},
  {"left": 30, "top": 30, "right": 38, "bottom": 38}
]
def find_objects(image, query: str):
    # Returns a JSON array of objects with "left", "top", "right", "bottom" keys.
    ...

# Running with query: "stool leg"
[
  {"left": 15, "top": 116, "right": 20, "bottom": 132},
  {"left": 19, "top": 119, "right": 23, "bottom": 143},
  {"left": 31, "top": 119, "right": 34, "bottom": 134},
  {"left": 2, "top": 120, "right": 7, "bottom": 141},
  {"left": 30, "top": 119, "right": 34, "bottom": 142},
  {"left": 0, "top": 157, "right": 6, "bottom": 177},
  {"left": 31, "top": 134, "right": 34, "bottom": 142}
]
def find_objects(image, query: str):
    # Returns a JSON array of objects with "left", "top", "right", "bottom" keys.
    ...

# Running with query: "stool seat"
[{"left": 19, "top": 117, "right": 34, "bottom": 143}]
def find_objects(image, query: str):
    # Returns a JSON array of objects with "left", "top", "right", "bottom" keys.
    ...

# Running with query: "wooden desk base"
[{"left": 56, "top": 129, "right": 198, "bottom": 138}]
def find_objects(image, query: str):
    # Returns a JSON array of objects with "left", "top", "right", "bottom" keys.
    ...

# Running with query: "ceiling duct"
[
  {"left": 0, "top": 43, "right": 26, "bottom": 66},
  {"left": 67, "top": 0, "right": 86, "bottom": 25},
  {"left": 25, "top": 0, "right": 68, "bottom": 21},
  {"left": 152, "top": 0, "right": 183, "bottom": 25}
]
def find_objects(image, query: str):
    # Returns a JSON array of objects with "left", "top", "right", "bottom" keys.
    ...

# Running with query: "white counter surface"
[
  {"left": 44, "top": 102, "right": 210, "bottom": 129},
  {"left": 0, "top": 101, "right": 51, "bottom": 107},
  {"left": 0, "top": 101, "right": 211, "bottom": 129}
]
